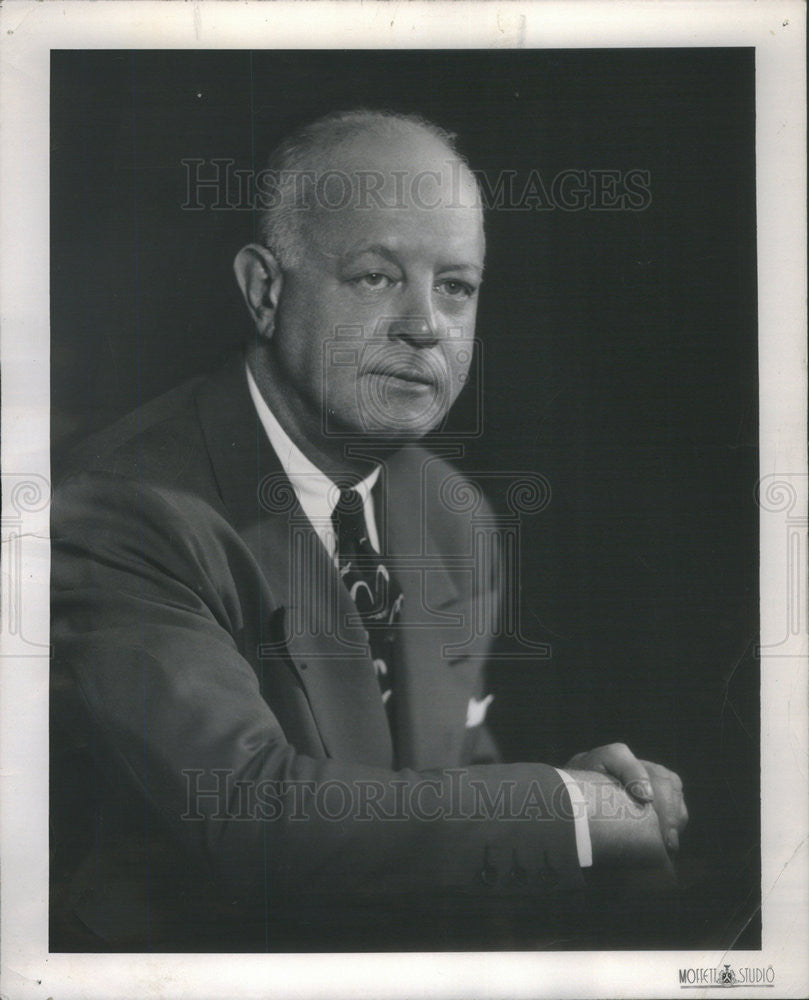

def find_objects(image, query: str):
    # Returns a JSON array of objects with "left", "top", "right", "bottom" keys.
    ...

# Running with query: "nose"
[
  {"left": 387, "top": 315, "right": 439, "bottom": 348},
  {"left": 386, "top": 283, "right": 440, "bottom": 348}
]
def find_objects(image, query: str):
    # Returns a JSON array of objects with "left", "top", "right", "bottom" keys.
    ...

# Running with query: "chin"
[
  {"left": 362, "top": 412, "right": 445, "bottom": 439},
  {"left": 349, "top": 425, "right": 430, "bottom": 444},
  {"left": 325, "top": 395, "right": 450, "bottom": 441},
  {"left": 357, "top": 401, "right": 449, "bottom": 435}
]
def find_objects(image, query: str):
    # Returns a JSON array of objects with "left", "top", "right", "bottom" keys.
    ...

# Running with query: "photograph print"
[{"left": 48, "top": 47, "right": 759, "bottom": 954}]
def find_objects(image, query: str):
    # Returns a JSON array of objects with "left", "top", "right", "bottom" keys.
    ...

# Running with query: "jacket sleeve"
[{"left": 51, "top": 472, "right": 584, "bottom": 911}]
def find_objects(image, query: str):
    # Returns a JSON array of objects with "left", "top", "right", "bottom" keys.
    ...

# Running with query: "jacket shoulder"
[{"left": 57, "top": 375, "right": 212, "bottom": 492}]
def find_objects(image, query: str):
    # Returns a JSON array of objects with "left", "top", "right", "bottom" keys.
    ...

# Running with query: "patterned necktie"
[{"left": 331, "top": 486, "right": 403, "bottom": 718}]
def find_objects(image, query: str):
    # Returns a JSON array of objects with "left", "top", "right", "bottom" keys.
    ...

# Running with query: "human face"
[{"left": 265, "top": 142, "right": 485, "bottom": 449}]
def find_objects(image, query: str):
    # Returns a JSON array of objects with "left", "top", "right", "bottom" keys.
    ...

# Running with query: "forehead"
[
  {"left": 300, "top": 131, "right": 485, "bottom": 265},
  {"left": 309, "top": 199, "right": 485, "bottom": 267}
]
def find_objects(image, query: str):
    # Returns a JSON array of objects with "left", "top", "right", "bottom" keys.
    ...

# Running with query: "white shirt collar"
[{"left": 245, "top": 361, "right": 380, "bottom": 557}]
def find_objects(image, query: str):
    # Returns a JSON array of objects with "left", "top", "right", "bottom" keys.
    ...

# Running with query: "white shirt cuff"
[{"left": 554, "top": 767, "right": 593, "bottom": 868}]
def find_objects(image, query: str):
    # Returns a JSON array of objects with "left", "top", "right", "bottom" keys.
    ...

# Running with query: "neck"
[{"left": 246, "top": 346, "right": 389, "bottom": 482}]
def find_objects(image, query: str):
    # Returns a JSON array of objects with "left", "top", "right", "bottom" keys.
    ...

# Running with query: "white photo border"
[{"left": 1, "top": 1, "right": 806, "bottom": 997}]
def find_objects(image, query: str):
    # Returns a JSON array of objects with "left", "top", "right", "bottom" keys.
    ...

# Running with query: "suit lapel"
[
  {"left": 384, "top": 453, "right": 480, "bottom": 770},
  {"left": 193, "top": 353, "right": 393, "bottom": 767}
]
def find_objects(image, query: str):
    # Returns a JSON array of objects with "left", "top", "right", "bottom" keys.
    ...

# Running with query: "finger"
[
  {"left": 601, "top": 743, "right": 654, "bottom": 802},
  {"left": 648, "top": 775, "right": 684, "bottom": 852},
  {"left": 643, "top": 762, "right": 688, "bottom": 834},
  {"left": 564, "top": 750, "right": 613, "bottom": 777}
]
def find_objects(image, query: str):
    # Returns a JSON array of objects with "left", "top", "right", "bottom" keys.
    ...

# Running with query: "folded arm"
[{"left": 52, "top": 472, "right": 678, "bottom": 916}]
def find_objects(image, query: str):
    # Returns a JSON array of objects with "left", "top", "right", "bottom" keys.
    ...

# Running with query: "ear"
[{"left": 233, "top": 243, "right": 283, "bottom": 340}]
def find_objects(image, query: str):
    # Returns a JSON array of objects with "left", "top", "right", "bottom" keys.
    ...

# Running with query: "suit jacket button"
[
  {"left": 479, "top": 864, "right": 498, "bottom": 887},
  {"left": 537, "top": 851, "right": 559, "bottom": 887},
  {"left": 299, "top": 661, "right": 308, "bottom": 670},
  {"left": 508, "top": 850, "right": 528, "bottom": 886},
  {"left": 479, "top": 846, "right": 498, "bottom": 886}
]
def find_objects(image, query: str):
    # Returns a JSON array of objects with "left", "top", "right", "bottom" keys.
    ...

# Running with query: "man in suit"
[{"left": 50, "top": 109, "right": 687, "bottom": 951}]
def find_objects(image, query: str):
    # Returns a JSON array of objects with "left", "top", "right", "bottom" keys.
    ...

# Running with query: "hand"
[
  {"left": 564, "top": 768, "right": 670, "bottom": 870},
  {"left": 566, "top": 743, "right": 688, "bottom": 854}
]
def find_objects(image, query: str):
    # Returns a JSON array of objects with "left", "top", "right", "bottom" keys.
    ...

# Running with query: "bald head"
[{"left": 256, "top": 109, "right": 484, "bottom": 268}]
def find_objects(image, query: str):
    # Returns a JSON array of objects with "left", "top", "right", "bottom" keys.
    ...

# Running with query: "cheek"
[
  {"left": 444, "top": 312, "right": 477, "bottom": 375},
  {"left": 277, "top": 290, "right": 345, "bottom": 374}
]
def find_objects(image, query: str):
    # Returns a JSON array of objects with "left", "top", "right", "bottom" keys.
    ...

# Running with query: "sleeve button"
[{"left": 479, "top": 864, "right": 498, "bottom": 887}]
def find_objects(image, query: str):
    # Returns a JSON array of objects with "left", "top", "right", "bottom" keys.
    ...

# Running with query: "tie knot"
[{"left": 333, "top": 487, "right": 364, "bottom": 517}]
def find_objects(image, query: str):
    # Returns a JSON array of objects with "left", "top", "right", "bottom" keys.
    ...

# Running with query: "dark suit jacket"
[{"left": 50, "top": 353, "right": 583, "bottom": 951}]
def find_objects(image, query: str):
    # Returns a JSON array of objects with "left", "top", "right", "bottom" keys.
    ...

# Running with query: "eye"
[
  {"left": 435, "top": 279, "right": 476, "bottom": 300},
  {"left": 353, "top": 272, "right": 396, "bottom": 291}
]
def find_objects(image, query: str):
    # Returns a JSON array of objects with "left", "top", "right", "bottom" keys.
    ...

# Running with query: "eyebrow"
[
  {"left": 343, "top": 243, "right": 400, "bottom": 265},
  {"left": 436, "top": 261, "right": 485, "bottom": 278},
  {"left": 344, "top": 242, "right": 484, "bottom": 276}
]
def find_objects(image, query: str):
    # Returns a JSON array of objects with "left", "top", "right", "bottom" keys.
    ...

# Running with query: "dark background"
[{"left": 51, "top": 49, "right": 760, "bottom": 949}]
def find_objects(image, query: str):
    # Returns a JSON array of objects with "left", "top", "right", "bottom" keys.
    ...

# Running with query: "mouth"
[{"left": 362, "top": 366, "right": 436, "bottom": 387}]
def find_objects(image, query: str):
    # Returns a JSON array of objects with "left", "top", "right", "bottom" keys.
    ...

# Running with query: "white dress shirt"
[
  {"left": 245, "top": 361, "right": 592, "bottom": 867},
  {"left": 246, "top": 363, "right": 380, "bottom": 560}
]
